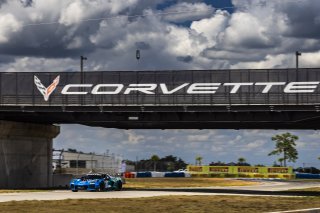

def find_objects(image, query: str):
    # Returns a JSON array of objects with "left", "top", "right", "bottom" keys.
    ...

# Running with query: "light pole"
[
  {"left": 136, "top": 50, "right": 140, "bottom": 60},
  {"left": 80, "top": 56, "right": 87, "bottom": 84},
  {"left": 80, "top": 56, "right": 87, "bottom": 105},
  {"left": 295, "top": 51, "right": 301, "bottom": 104},
  {"left": 295, "top": 51, "right": 301, "bottom": 70}
]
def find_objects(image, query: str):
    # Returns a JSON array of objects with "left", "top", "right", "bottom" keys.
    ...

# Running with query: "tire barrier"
[
  {"left": 123, "top": 171, "right": 191, "bottom": 178},
  {"left": 136, "top": 172, "right": 152, "bottom": 178},
  {"left": 164, "top": 172, "right": 185, "bottom": 177},
  {"left": 296, "top": 173, "right": 320, "bottom": 179},
  {"left": 151, "top": 172, "right": 165, "bottom": 178},
  {"left": 124, "top": 172, "right": 135, "bottom": 178}
]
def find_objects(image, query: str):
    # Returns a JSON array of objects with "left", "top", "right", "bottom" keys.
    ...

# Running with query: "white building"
[{"left": 53, "top": 150, "right": 123, "bottom": 175}]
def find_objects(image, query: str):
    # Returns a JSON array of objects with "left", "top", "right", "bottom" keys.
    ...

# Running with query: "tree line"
[
  {"left": 125, "top": 132, "right": 320, "bottom": 172},
  {"left": 126, "top": 155, "right": 187, "bottom": 172}
]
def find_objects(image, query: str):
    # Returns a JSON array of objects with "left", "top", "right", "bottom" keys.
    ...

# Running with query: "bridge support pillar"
[{"left": 0, "top": 121, "right": 60, "bottom": 189}]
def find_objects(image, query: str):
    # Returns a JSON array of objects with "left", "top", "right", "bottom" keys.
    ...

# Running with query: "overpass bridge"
[
  {"left": 1, "top": 68, "right": 320, "bottom": 129},
  {"left": 1, "top": 68, "right": 320, "bottom": 188}
]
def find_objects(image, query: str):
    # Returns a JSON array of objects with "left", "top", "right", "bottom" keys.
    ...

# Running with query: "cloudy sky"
[{"left": 1, "top": 0, "right": 320, "bottom": 167}]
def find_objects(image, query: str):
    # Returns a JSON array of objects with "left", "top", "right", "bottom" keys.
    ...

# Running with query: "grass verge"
[
  {"left": 286, "top": 179, "right": 320, "bottom": 182},
  {"left": 0, "top": 190, "right": 50, "bottom": 193},
  {"left": 288, "top": 187, "right": 320, "bottom": 192},
  {"left": 124, "top": 178, "right": 258, "bottom": 188},
  {"left": 0, "top": 196, "right": 319, "bottom": 213}
]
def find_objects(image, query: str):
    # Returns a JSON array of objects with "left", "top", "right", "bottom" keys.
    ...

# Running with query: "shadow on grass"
[{"left": 124, "top": 188, "right": 320, "bottom": 196}]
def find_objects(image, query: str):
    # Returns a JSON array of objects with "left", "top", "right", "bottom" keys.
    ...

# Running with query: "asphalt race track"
[
  {"left": 135, "top": 180, "right": 320, "bottom": 196},
  {"left": 0, "top": 180, "right": 319, "bottom": 202},
  {"left": 0, "top": 191, "right": 219, "bottom": 203}
]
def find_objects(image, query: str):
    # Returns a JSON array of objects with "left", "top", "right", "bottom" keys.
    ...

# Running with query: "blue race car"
[{"left": 70, "top": 173, "right": 123, "bottom": 192}]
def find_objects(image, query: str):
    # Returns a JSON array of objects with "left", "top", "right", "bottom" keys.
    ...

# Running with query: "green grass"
[
  {"left": 0, "top": 196, "right": 319, "bottom": 213},
  {"left": 289, "top": 187, "right": 320, "bottom": 192},
  {"left": 286, "top": 179, "right": 320, "bottom": 182},
  {"left": 124, "top": 178, "right": 258, "bottom": 189}
]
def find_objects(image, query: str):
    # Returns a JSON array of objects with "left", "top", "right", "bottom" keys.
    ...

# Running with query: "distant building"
[{"left": 53, "top": 150, "right": 124, "bottom": 175}]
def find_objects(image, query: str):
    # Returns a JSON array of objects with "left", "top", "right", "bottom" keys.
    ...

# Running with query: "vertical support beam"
[{"left": 0, "top": 121, "right": 60, "bottom": 189}]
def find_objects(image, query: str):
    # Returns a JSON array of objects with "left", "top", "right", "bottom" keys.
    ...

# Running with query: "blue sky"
[
  {"left": 1, "top": 0, "right": 320, "bottom": 167},
  {"left": 54, "top": 125, "right": 320, "bottom": 167}
]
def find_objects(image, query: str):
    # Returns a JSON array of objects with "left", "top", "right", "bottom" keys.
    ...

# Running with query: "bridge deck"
[{"left": 0, "top": 105, "right": 319, "bottom": 129}]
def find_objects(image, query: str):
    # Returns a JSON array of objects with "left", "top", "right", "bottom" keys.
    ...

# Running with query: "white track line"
[{"left": 268, "top": 207, "right": 320, "bottom": 213}]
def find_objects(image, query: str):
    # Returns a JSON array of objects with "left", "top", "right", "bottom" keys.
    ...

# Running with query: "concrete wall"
[
  {"left": 0, "top": 121, "right": 60, "bottom": 189},
  {"left": 52, "top": 174, "right": 73, "bottom": 188}
]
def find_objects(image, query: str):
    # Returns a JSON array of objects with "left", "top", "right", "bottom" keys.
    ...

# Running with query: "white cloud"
[
  {"left": 241, "top": 139, "right": 266, "bottom": 151},
  {"left": 0, "top": 0, "right": 320, "bottom": 166},
  {"left": 1, "top": 0, "right": 320, "bottom": 70},
  {"left": 188, "top": 134, "right": 209, "bottom": 142},
  {"left": 0, "top": 13, "right": 21, "bottom": 43},
  {"left": 211, "top": 145, "right": 224, "bottom": 152},
  {"left": 228, "top": 135, "right": 242, "bottom": 145},
  {"left": 230, "top": 54, "right": 293, "bottom": 69},
  {"left": 123, "top": 130, "right": 145, "bottom": 145},
  {"left": 59, "top": 0, "right": 139, "bottom": 26},
  {"left": 191, "top": 10, "right": 229, "bottom": 47},
  {"left": 59, "top": 1, "right": 85, "bottom": 26},
  {"left": 299, "top": 51, "right": 320, "bottom": 68},
  {"left": 2, "top": 57, "right": 77, "bottom": 72},
  {"left": 162, "top": 2, "right": 215, "bottom": 23},
  {"left": 67, "top": 36, "right": 83, "bottom": 49}
]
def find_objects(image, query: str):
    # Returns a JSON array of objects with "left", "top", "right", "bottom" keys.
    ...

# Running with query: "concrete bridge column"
[{"left": 0, "top": 121, "right": 60, "bottom": 189}]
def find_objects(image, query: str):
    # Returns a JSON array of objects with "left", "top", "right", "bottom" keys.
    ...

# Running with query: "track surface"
[
  {"left": 136, "top": 180, "right": 320, "bottom": 196},
  {"left": 0, "top": 181, "right": 319, "bottom": 202}
]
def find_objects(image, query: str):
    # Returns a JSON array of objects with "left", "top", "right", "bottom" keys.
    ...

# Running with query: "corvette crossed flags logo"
[{"left": 34, "top": 75, "right": 60, "bottom": 101}]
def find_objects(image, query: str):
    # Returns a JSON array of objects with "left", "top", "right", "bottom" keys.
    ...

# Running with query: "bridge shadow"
[{"left": 124, "top": 188, "right": 320, "bottom": 197}]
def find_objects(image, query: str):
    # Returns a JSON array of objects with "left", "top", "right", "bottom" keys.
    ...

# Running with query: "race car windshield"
[{"left": 84, "top": 175, "right": 102, "bottom": 180}]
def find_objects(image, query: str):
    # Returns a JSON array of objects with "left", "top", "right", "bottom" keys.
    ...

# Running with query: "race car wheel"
[
  {"left": 98, "top": 182, "right": 105, "bottom": 192},
  {"left": 115, "top": 181, "right": 122, "bottom": 191}
]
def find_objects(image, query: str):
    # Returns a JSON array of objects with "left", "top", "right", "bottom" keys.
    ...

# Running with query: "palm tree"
[
  {"left": 150, "top": 155, "right": 160, "bottom": 171},
  {"left": 268, "top": 132, "right": 299, "bottom": 167},
  {"left": 195, "top": 156, "right": 203, "bottom": 166},
  {"left": 237, "top": 157, "right": 246, "bottom": 165},
  {"left": 278, "top": 158, "right": 284, "bottom": 167}
]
